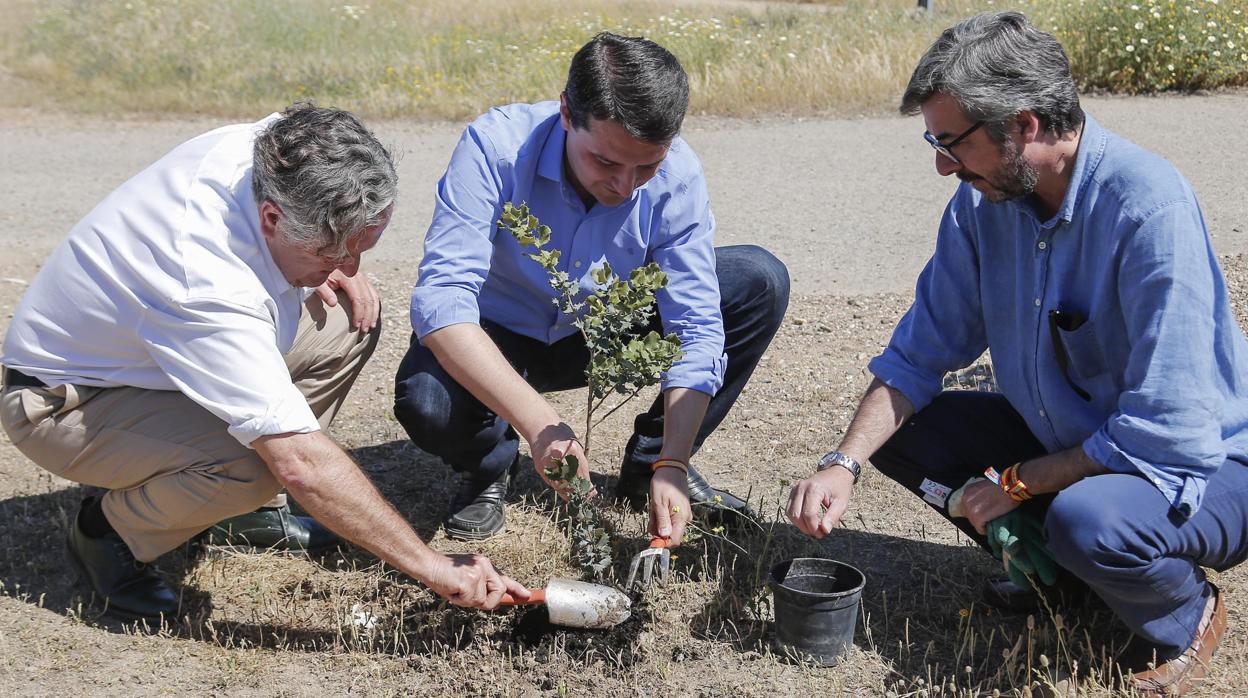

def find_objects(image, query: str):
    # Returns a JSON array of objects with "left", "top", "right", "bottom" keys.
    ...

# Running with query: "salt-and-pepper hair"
[
  {"left": 251, "top": 103, "right": 397, "bottom": 261},
  {"left": 900, "top": 11, "right": 1084, "bottom": 141}
]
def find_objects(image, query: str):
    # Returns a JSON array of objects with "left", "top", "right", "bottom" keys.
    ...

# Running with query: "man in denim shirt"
[
  {"left": 787, "top": 12, "right": 1248, "bottom": 695},
  {"left": 395, "top": 33, "right": 788, "bottom": 544}
]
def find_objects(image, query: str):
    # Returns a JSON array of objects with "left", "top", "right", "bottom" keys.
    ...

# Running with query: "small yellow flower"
[
  {"left": 959, "top": 608, "right": 971, "bottom": 618},
  {"left": 671, "top": 505, "right": 681, "bottom": 514}
]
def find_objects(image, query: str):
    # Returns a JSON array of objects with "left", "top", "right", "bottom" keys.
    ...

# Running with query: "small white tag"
[{"left": 920, "top": 478, "right": 952, "bottom": 507}]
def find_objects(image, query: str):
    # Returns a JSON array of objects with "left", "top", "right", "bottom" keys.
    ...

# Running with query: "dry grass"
[
  {"left": 5, "top": 258, "right": 1248, "bottom": 695},
  {"left": 2, "top": 0, "right": 989, "bottom": 120}
]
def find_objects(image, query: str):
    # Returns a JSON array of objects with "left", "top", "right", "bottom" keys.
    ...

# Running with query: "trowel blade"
[{"left": 544, "top": 578, "right": 632, "bottom": 629}]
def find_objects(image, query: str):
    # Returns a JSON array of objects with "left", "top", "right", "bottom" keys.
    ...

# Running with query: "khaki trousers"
[{"left": 0, "top": 293, "right": 378, "bottom": 562}]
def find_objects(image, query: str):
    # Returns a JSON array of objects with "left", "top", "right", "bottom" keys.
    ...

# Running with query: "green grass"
[
  {"left": 6, "top": 0, "right": 990, "bottom": 119},
  {"left": 8, "top": 0, "right": 1247, "bottom": 121}
]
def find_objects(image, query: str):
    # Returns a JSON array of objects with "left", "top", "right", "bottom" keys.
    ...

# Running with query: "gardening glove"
[{"left": 985, "top": 509, "right": 1058, "bottom": 588}]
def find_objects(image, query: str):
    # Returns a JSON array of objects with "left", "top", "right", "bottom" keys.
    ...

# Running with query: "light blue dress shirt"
[
  {"left": 411, "top": 101, "right": 727, "bottom": 395},
  {"left": 870, "top": 115, "right": 1248, "bottom": 517}
]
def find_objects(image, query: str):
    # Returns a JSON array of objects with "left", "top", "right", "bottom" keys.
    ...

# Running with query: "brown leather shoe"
[{"left": 1130, "top": 583, "right": 1226, "bottom": 696}]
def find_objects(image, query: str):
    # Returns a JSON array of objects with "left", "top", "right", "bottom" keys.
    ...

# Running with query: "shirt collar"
[
  {"left": 238, "top": 170, "right": 297, "bottom": 296},
  {"left": 537, "top": 117, "right": 567, "bottom": 184},
  {"left": 1050, "top": 113, "right": 1106, "bottom": 226}
]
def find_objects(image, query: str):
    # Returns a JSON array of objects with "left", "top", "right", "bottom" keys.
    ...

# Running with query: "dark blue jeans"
[
  {"left": 871, "top": 390, "right": 1248, "bottom": 657},
  {"left": 393, "top": 245, "right": 790, "bottom": 483}
]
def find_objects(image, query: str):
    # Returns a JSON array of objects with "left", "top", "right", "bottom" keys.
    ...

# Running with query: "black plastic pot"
[{"left": 768, "top": 557, "right": 865, "bottom": 666}]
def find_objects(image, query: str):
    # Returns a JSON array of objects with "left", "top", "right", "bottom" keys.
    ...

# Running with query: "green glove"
[{"left": 985, "top": 509, "right": 1057, "bottom": 587}]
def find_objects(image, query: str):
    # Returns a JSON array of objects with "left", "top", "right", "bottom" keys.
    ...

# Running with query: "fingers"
[
  {"left": 653, "top": 501, "right": 673, "bottom": 539},
  {"left": 786, "top": 481, "right": 826, "bottom": 538},
  {"left": 500, "top": 575, "right": 532, "bottom": 603},
  {"left": 313, "top": 283, "right": 337, "bottom": 306},
  {"left": 334, "top": 270, "right": 378, "bottom": 333},
  {"left": 785, "top": 485, "right": 805, "bottom": 531},
  {"left": 481, "top": 567, "right": 509, "bottom": 610},
  {"left": 817, "top": 496, "right": 841, "bottom": 537}
]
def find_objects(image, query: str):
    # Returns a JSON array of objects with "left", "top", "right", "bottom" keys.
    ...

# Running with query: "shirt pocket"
[{"left": 1056, "top": 322, "right": 1109, "bottom": 382}]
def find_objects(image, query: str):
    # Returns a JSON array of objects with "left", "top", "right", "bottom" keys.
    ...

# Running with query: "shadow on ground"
[{"left": 0, "top": 441, "right": 1131, "bottom": 687}]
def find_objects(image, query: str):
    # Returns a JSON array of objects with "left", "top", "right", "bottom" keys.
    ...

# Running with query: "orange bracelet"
[
  {"left": 1000, "top": 463, "right": 1033, "bottom": 502},
  {"left": 650, "top": 458, "right": 689, "bottom": 474}
]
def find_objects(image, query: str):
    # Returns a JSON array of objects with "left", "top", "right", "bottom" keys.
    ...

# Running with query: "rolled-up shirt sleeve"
[
  {"left": 652, "top": 172, "right": 726, "bottom": 396},
  {"left": 410, "top": 124, "right": 503, "bottom": 338},
  {"left": 1082, "top": 201, "right": 1225, "bottom": 516},
  {"left": 869, "top": 193, "right": 988, "bottom": 412},
  {"left": 137, "top": 299, "right": 319, "bottom": 447}
]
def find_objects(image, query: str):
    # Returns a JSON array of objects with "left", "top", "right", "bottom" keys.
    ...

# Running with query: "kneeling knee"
[{"left": 1044, "top": 484, "right": 1144, "bottom": 576}]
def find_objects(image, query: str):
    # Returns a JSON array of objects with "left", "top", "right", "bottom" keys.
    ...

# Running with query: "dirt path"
[{"left": 3, "top": 92, "right": 1246, "bottom": 296}]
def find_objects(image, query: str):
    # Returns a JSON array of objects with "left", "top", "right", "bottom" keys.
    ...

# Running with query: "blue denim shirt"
[
  {"left": 870, "top": 115, "right": 1248, "bottom": 517},
  {"left": 411, "top": 101, "right": 727, "bottom": 395}
]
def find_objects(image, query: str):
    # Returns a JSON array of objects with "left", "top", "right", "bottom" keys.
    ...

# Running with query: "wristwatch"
[{"left": 817, "top": 451, "right": 862, "bottom": 484}]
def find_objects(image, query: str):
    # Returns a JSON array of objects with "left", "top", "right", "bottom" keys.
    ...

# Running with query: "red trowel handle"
[
  {"left": 499, "top": 588, "right": 546, "bottom": 606},
  {"left": 649, "top": 536, "right": 671, "bottom": 549}
]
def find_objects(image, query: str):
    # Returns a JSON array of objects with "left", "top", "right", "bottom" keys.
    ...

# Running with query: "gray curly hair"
[
  {"left": 900, "top": 11, "right": 1084, "bottom": 142},
  {"left": 251, "top": 103, "right": 398, "bottom": 261}
]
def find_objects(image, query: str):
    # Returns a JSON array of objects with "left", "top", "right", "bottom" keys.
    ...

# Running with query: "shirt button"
[
  {"left": 1038, "top": 241, "right": 1047, "bottom": 250},
  {"left": 1039, "top": 409, "right": 1047, "bottom": 418},
  {"left": 1034, "top": 298, "right": 1042, "bottom": 307},
  {"left": 574, "top": 260, "right": 583, "bottom": 269}
]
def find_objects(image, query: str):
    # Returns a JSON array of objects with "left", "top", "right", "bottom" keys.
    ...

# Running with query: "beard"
[{"left": 958, "top": 137, "right": 1039, "bottom": 203}]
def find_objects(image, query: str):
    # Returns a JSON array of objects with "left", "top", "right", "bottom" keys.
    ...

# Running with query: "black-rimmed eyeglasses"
[{"left": 923, "top": 121, "right": 984, "bottom": 164}]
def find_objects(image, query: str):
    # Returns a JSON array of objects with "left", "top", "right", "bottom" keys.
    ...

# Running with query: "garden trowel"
[{"left": 500, "top": 577, "right": 631, "bottom": 629}]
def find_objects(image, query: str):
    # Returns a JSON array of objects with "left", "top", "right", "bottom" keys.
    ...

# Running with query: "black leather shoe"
[
  {"left": 203, "top": 504, "right": 339, "bottom": 555},
  {"left": 445, "top": 460, "right": 516, "bottom": 541},
  {"left": 616, "top": 461, "right": 758, "bottom": 528},
  {"left": 66, "top": 497, "right": 179, "bottom": 620},
  {"left": 980, "top": 575, "right": 1090, "bottom": 614}
]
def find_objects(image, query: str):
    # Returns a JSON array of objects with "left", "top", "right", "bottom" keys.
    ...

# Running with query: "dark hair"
[
  {"left": 252, "top": 102, "right": 398, "bottom": 259},
  {"left": 900, "top": 11, "right": 1084, "bottom": 141},
  {"left": 563, "top": 32, "right": 689, "bottom": 144}
]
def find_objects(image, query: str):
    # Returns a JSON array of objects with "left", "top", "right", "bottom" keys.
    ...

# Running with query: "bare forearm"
[
  {"left": 1017, "top": 446, "right": 1109, "bottom": 495},
  {"left": 659, "top": 387, "right": 710, "bottom": 463},
  {"left": 255, "top": 432, "right": 440, "bottom": 581},
  {"left": 836, "top": 377, "right": 915, "bottom": 463},
  {"left": 422, "top": 323, "right": 561, "bottom": 439}
]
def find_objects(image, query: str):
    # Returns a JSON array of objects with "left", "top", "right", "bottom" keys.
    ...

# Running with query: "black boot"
[
  {"left": 980, "top": 573, "right": 1092, "bottom": 613},
  {"left": 66, "top": 497, "right": 179, "bottom": 620},
  {"left": 445, "top": 458, "right": 518, "bottom": 541},
  {"left": 203, "top": 502, "right": 340, "bottom": 555},
  {"left": 616, "top": 434, "right": 757, "bottom": 527}
]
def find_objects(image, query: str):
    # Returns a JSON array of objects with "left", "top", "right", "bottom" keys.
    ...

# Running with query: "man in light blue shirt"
[
  {"left": 787, "top": 12, "right": 1248, "bottom": 694},
  {"left": 396, "top": 33, "right": 788, "bottom": 543}
]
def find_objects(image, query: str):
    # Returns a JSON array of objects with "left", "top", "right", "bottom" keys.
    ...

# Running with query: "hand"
[
  {"left": 314, "top": 268, "right": 380, "bottom": 333},
  {"left": 984, "top": 510, "right": 1057, "bottom": 588},
  {"left": 958, "top": 479, "right": 1021, "bottom": 534},
  {"left": 420, "top": 552, "right": 531, "bottom": 610},
  {"left": 528, "top": 421, "right": 593, "bottom": 498},
  {"left": 649, "top": 465, "right": 692, "bottom": 544},
  {"left": 786, "top": 466, "right": 854, "bottom": 539}
]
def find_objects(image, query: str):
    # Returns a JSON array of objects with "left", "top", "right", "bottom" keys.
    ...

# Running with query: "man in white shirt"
[{"left": 1, "top": 104, "right": 528, "bottom": 619}]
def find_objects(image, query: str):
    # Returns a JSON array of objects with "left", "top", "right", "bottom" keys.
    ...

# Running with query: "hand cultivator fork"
[{"left": 625, "top": 537, "right": 671, "bottom": 591}]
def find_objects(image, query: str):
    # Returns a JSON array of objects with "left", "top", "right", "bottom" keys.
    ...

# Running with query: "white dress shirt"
[{"left": 2, "top": 114, "right": 320, "bottom": 447}]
